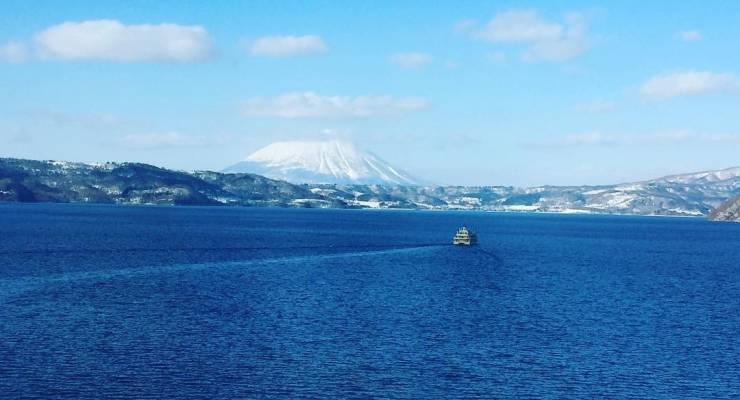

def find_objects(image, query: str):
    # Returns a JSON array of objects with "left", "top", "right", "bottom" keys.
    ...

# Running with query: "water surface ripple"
[{"left": 1, "top": 204, "right": 739, "bottom": 399}]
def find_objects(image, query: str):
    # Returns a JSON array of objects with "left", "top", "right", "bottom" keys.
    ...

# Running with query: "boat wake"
[
  {"left": 471, "top": 247, "right": 504, "bottom": 264},
  {"left": 0, "top": 244, "right": 446, "bottom": 301},
  {"left": 0, "top": 243, "right": 444, "bottom": 256}
]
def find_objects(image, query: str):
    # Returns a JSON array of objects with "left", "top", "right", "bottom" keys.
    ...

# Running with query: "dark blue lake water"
[{"left": 1, "top": 203, "right": 739, "bottom": 399}]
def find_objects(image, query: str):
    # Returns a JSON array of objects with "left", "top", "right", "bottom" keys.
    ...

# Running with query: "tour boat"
[{"left": 452, "top": 226, "right": 477, "bottom": 246}]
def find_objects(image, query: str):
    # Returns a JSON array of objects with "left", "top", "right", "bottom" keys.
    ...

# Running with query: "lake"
[{"left": 1, "top": 203, "right": 739, "bottom": 399}]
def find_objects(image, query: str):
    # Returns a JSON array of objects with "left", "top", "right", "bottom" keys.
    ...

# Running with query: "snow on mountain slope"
[
  {"left": 709, "top": 195, "right": 740, "bottom": 222},
  {"left": 653, "top": 166, "right": 740, "bottom": 184},
  {"left": 224, "top": 140, "right": 421, "bottom": 185}
]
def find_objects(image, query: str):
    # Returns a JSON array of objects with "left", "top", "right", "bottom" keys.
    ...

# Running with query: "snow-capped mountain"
[{"left": 224, "top": 140, "right": 420, "bottom": 185}]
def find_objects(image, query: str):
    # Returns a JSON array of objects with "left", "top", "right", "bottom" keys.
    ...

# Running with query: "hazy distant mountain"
[
  {"left": 224, "top": 140, "right": 421, "bottom": 185},
  {"left": 709, "top": 195, "right": 740, "bottom": 222},
  {"left": 311, "top": 167, "right": 740, "bottom": 216},
  {"left": 652, "top": 166, "right": 740, "bottom": 185},
  {"left": 2, "top": 157, "right": 738, "bottom": 217}
]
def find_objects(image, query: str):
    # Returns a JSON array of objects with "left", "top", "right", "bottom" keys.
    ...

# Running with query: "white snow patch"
[{"left": 224, "top": 140, "right": 420, "bottom": 185}]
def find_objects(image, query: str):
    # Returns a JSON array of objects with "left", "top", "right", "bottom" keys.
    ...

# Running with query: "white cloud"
[
  {"left": 526, "top": 131, "right": 740, "bottom": 148},
  {"left": 0, "top": 41, "right": 29, "bottom": 63},
  {"left": 486, "top": 51, "right": 507, "bottom": 63},
  {"left": 479, "top": 10, "right": 562, "bottom": 43},
  {"left": 639, "top": 71, "right": 740, "bottom": 100},
  {"left": 677, "top": 30, "right": 702, "bottom": 42},
  {"left": 444, "top": 60, "right": 461, "bottom": 69},
  {"left": 476, "top": 10, "right": 590, "bottom": 61},
  {"left": 242, "top": 91, "right": 429, "bottom": 119},
  {"left": 22, "top": 108, "right": 121, "bottom": 129},
  {"left": 32, "top": 20, "right": 212, "bottom": 62},
  {"left": 120, "top": 132, "right": 233, "bottom": 149},
  {"left": 390, "top": 52, "right": 432, "bottom": 68},
  {"left": 573, "top": 100, "right": 616, "bottom": 114},
  {"left": 249, "top": 35, "right": 327, "bottom": 58},
  {"left": 453, "top": 19, "right": 477, "bottom": 34},
  {"left": 6, "top": 128, "right": 32, "bottom": 143}
]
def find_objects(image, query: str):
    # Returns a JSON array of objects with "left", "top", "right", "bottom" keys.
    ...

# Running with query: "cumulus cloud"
[
  {"left": 476, "top": 10, "right": 590, "bottom": 61},
  {"left": 0, "top": 41, "right": 29, "bottom": 63},
  {"left": 677, "top": 30, "right": 702, "bottom": 42},
  {"left": 525, "top": 131, "right": 740, "bottom": 148},
  {"left": 120, "top": 132, "right": 233, "bottom": 149},
  {"left": 3, "top": 19, "right": 214, "bottom": 62},
  {"left": 249, "top": 35, "right": 327, "bottom": 58},
  {"left": 242, "top": 91, "right": 429, "bottom": 119},
  {"left": 35, "top": 20, "right": 213, "bottom": 62},
  {"left": 479, "top": 10, "right": 562, "bottom": 43},
  {"left": 390, "top": 52, "right": 432, "bottom": 68},
  {"left": 639, "top": 71, "right": 740, "bottom": 100}
]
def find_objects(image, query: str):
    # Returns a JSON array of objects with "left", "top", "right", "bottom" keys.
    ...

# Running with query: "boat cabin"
[{"left": 452, "top": 226, "right": 477, "bottom": 246}]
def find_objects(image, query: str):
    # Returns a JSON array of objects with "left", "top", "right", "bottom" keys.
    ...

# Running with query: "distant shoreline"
[
  {"left": 0, "top": 200, "right": 707, "bottom": 220},
  {"left": 2, "top": 157, "right": 734, "bottom": 219}
]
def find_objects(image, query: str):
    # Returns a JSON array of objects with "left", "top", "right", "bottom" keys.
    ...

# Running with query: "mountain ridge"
[
  {"left": 0, "top": 157, "right": 343, "bottom": 208},
  {"left": 648, "top": 166, "right": 740, "bottom": 185},
  {"left": 1, "top": 157, "right": 738, "bottom": 217}
]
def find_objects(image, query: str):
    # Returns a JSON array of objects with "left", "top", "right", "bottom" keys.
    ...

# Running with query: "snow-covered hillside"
[
  {"left": 653, "top": 166, "right": 740, "bottom": 185},
  {"left": 310, "top": 165, "right": 740, "bottom": 216},
  {"left": 224, "top": 140, "right": 420, "bottom": 185},
  {"left": 3, "top": 156, "right": 738, "bottom": 217},
  {"left": 709, "top": 195, "right": 740, "bottom": 222}
]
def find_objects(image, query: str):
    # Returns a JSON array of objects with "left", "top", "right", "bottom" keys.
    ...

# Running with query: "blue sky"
[{"left": 1, "top": 0, "right": 739, "bottom": 186}]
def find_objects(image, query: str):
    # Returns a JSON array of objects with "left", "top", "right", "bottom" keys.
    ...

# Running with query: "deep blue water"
[{"left": 1, "top": 203, "right": 739, "bottom": 399}]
